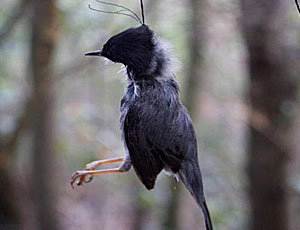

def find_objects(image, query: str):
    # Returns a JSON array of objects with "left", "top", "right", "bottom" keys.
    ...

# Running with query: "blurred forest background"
[{"left": 0, "top": 0, "right": 300, "bottom": 230}]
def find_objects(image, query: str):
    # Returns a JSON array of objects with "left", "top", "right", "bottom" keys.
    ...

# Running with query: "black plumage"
[{"left": 76, "top": 24, "right": 213, "bottom": 230}]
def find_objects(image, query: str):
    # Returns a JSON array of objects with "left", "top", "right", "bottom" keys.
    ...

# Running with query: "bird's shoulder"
[
  {"left": 124, "top": 82, "right": 197, "bottom": 154},
  {"left": 122, "top": 80, "right": 196, "bottom": 139}
]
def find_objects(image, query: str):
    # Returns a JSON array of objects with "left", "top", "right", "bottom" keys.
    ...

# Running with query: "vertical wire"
[{"left": 140, "top": 0, "right": 145, "bottom": 24}]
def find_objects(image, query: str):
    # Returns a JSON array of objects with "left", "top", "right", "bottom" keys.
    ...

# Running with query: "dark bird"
[{"left": 71, "top": 1, "right": 213, "bottom": 229}]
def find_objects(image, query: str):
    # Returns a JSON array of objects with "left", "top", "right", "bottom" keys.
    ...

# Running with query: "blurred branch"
[
  {"left": 0, "top": 0, "right": 32, "bottom": 48},
  {"left": 248, "top": 113, "right": 287, "bottom": 156},
  {"left": 233, "top": 106, "right": 288, "bottom": 157},
  {"left": 0, "top": 57, "right": 96, "bottom": 162},
  {"left": 55, "top": 58, "right": 97, "bottom": 83},
  {"left": 247, "top": 123, "right": 287, "bottom": 157}
]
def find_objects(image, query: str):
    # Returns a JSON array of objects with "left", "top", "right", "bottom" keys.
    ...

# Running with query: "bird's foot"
[
  {"left": 70, "top": 157, "right": 124, "bottom": 189},
  {"left": 81, "top": 161, "right": 100, "bottom": 183},
  {"left": 70, "top": 170, "right": 93, "bottom": 188}
]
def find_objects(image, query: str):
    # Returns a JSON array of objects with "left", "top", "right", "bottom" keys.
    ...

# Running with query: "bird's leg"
[
  {"left": 81, "top": 156, "right": 124, "bottom": 183},
  {"left": 84, "top": 156, "right": 124, "bottom": 170},
  {"left": 70, "top": 156, "right": 126, "bottom": 188},
  {"left": 71, "top": 168, "right": 124, "bottom": 188}
]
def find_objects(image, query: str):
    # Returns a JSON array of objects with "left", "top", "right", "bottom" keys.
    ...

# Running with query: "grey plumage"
[{"left": 85, "top": 24, "right": 213, "bottom": 230}]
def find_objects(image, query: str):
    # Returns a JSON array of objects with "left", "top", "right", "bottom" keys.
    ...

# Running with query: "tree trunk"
[
  {"left": 240, "top": 0, "right": 297, "bottom": 229},
  {"left": 184, "top": 0, "right": 205, "bottom": 113},
  {"left": 30, "top": 1, "right": 59, "bottom": 230},
  {"left": 0, "top": 166, "right": 19, "bottom": 229}
]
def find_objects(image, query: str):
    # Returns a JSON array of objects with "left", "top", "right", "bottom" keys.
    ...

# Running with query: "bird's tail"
[{"left": 178, "top": 160, "right": 213, "bottom": 230}]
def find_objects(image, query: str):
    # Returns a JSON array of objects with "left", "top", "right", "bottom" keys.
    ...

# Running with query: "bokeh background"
[{"left": 0, "top": 0, "right": 299, "bottom": 230}]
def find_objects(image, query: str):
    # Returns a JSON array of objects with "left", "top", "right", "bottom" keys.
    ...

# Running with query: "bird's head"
[{"left": 85, "top": 25, "right": 156, "bottom": 76}]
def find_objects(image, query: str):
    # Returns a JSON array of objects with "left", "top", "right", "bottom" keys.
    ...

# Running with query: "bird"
[{"left": 71, "top": 1, "right": 213, "bottom": 230}]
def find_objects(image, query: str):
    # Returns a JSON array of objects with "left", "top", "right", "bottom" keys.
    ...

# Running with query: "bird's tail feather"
[{"left": 178, "top": 161, "right": 213, "bottom": 230}]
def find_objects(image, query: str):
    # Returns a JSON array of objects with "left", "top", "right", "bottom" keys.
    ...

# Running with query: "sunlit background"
[{"left": 0, "top": 0, "right": 299, "bottom": 230}]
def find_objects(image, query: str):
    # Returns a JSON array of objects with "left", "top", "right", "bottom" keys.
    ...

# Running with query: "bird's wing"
[
  {"left": 144, "top": 103, "right": 197, "bottom": 172},
  {"left": 124, "top": 102, "right": 196, "bottom": 189},
  {"left": 124, "top": 108, "right": 164, "bottom": 190}
]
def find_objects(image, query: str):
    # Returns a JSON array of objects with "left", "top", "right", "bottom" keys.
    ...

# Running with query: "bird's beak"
[{"left": 85, "top": 50, "right": 102, "bottom": 56}]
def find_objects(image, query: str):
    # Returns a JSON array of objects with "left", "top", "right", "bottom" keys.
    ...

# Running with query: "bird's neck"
[
  {"left": 126, "top": 60, "right": 175, "bottom": 84},
  {"left": 125, "top": 75, "right": 180, "bottom": 103},
  {"left": 126, "top": 36, "right": 177, "bottom": 83}
]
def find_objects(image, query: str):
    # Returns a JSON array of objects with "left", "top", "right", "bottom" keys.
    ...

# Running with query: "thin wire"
[
  {"left": 140, "top": 0, "right": 145, "bottom": 24},
  {"left": 296, "top": 0, "right": 300, "bottom": 16},
  {"left": 88, "top": 4, "right": 141, "bottom": 23},
  {"left": 92, "top": 7, "right": 131, "bottom": 15},
  {"left": 95, "top": 0, "right": 142, "bottom": 24}
]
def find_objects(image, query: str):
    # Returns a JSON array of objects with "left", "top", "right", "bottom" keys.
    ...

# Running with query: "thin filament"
[
  {"left": 95, "top": 0, "right": 142, "bottom": 24},
  {"left": 88, "top": 4, "right": 141, "bottom": 23},
  {"left": 140, "top": 0, "right": 145, "bottom": 24}
]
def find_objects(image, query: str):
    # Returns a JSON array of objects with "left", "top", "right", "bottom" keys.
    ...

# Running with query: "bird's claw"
[
  {"left": 71, "top": 161, "right": 99, "bottom": 188},
  {"left": 83, "top": 162, "right": 97, "bottom": 183},
  {"left": 70, "top": 170, "right": 93, "bottom": 188},
  {"left": 83, "top": 174, "right": 93, "bottom": 183}
]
